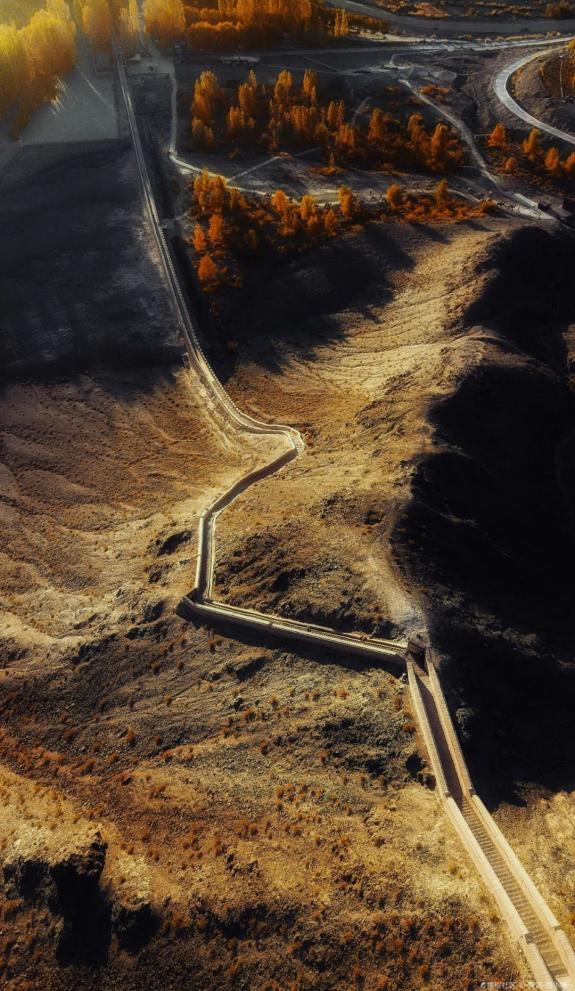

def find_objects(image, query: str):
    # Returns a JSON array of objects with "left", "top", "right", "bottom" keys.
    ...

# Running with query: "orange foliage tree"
[
  {"left": 487, "top": 122, "right": 507, "bottom": 149},
  {"left": 188, "top": 69, "right": 465, "bottom": 176},
  {"left": 185, "top": 0, "right": 326, "bottom": 52},
  {"left": 198, "top": 253, "right": 219, "bottom": 284}
]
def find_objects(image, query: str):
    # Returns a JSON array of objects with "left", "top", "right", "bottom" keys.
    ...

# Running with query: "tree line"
[
  {"left": 188, "top": 170, "right": 493, "bottom": 294},
  {"left": 189, "top": 68, "right": 465, "bottom": 175},
  {"left": 0, "top": 0, "right": 137, "bottom": 138},
  {"left": 142, "top": 0, "right": 386, "bottom": 50},
  {"left": 487, "top": 121, "right": 575, "bottom": 178},
  {"left": 189, "top": 169, "right": 356, "bottom": 287}
]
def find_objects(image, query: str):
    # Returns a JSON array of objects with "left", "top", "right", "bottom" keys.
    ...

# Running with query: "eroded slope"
[{"left": 0, "top": 150, "right": 525, "bottom": 988}]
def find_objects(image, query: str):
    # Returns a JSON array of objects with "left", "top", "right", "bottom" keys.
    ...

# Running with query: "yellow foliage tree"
[
  {"left": 83, "top": 0, "right": 112, "bottom": 51},
  {"left": 143, "top": 0, "right": 185, "bottom": 42},
  {"left": 0, "top": 25, "right": 27, "bottom": 118},
  {"left": 332, "top": 7, "right": 348, "bottom": 36},
  {"left": 208, "top": 212, "right": 225, "bottom": 246},
  {"left": 273, "top": 69, "right": 293, "bottom": 109},
  {"left": 338, "top": 185, "right": 357, "bottom": 219},
  {"left": 544, "top": 146, "right": 561, "bottom": 174},
  {"left": 271, "top": 188, "right": 289, "bottom": 216}
]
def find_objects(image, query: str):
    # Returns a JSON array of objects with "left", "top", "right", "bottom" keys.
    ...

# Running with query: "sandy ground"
[
  {"left": 0, "top": 360, "right": 522, "bottom": 989},
  {"left": 0, "top": 131, "right": 526, "bottom": 986},
  {"left": 0, "top": 367, "right": 279, "bottom": 665},
  {"left": 0, "top": 359, "right": 524, "bottom": 985},
  {"left": 214, "top": 221, "right": 502, "bottom": 640},
  {"left": 201, "top": 211, "right": 575, "bottom": 977},
  {"left": 2, "top": 47, "right": 573, "bottom": 986}
]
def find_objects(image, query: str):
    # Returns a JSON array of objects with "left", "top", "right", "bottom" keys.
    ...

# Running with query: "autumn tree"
[
  {"left": 367, "top": 107, "right": 387, "bottom": 145},
  {"left": 227, "top": 105, "right": 254, "bottom": 137},
  {"left": 143, "top": 0, "right": 184, "bottom": 43},
  {"left": 273, "top": 69, "right": 293, "bottom": 109},
  {"left": 193, "top": 171, "right": 229, "bottom": 214},
  {"left": 323, "top": 207, "right": 338, "bottom": 236},
  {"left": 198, "top": 253, "right": 218, "bottom": 284},
  {"left": 191, "top": 117, "right": 214, "bottom": 148},
  {"left": 192, "top": 224, "right": 207, "bottom": 252},
  {"left": 544, "top": 146, "right": 561, "bottom": 174},
  {"left": 430, "top": 122, "right": 449, "bottom": 169},
  {"left": 522, "top": 127, "right": 541, "bottom": 161},
  {"left": 299, "top": 194, "right": 317, "bottom": 221},
  {"left": 21, "top": 3, "right": 76, "bottom": 87},
  {"left": 208, "top": 212, "right": 225, "bottom": 246},
  {"left": 332, "top": 7, "right": 348, "bottom": 36},
  {"left": 326, "top": 99, "right": 344, "bottom": 129},
  {"left": 0, "top": 25, "right": 27, "bottom": 119},
  {"left": 338, "top": 184, "right": 358, "bottom": 220},
  {"left": 0, "top": 0, "right": 78, "bottom": 135},
  {"left": 487, "top": 122, "right": 507, "bottom": 149},
  {"left": 192, "top": 69, "right": 222, "bottom": 122},
  {"left": 238, "top": 79, "right": 258, "bottom": 117},
  {"left": 386, "top": 183, "right": 403, "bottom": 210},
  {"left": 302, "top": 68, "right": 317, "bottom": 103},
  {"left": 434, "top": 177, "right": 449, "bottom": 207},
  {"left": 83, "top": 0, "right": 112, "bottom": 51},
  {"left": 119, "top": 0, "right": 140, "bottom": 50},
  {"left": 271, "top": 188, "right": 289, "bottom": 216}
]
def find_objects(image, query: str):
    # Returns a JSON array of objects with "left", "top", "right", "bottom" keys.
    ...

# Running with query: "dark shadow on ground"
[
  {"left": 392, "top": 224, "right": 575, "bottom": 804},
  {"left": 0, "top": 140, "right": 183, "bottom": 383},
  {"left": 209, "top": 223, "right": 418, "bottom": 382}
]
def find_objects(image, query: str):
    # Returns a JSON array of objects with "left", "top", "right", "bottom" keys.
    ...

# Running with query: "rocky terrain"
[
  {"left": 210, "top": 212, "right": 575, "bottom": 947},
  {"left": 0, "top": 128, "right": 539, "bottom": 989}
]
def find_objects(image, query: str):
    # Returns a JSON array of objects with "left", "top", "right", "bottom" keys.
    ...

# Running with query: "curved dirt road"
[{"left": 495, "top": 49, "right": 575, "bottom": 146}]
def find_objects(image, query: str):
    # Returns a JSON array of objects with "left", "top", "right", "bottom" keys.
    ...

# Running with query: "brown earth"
[
  {"left": 0, "top": 212, "right": 523, "bottom": 989},
  {"left": 202, "top": 214, "right": 575, "bottom": 955},
  {"left": 514, "top": 50, "right": 575, "bottom": 135},
  {"left": 1, "top": 115, "right": 573, "bottom": 989}
]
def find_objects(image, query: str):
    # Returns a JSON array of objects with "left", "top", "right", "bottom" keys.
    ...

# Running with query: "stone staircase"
[
  {"left": 409, "top": 658, "right": 573, "bottom": 991},
  {"left": 460, "top": 794, "right": 566, "bottom": 983}
]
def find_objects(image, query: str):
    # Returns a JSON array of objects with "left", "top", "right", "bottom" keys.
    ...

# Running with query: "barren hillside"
[{"left": 0, "top": 138, "right": 532, "bottom": 989}]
